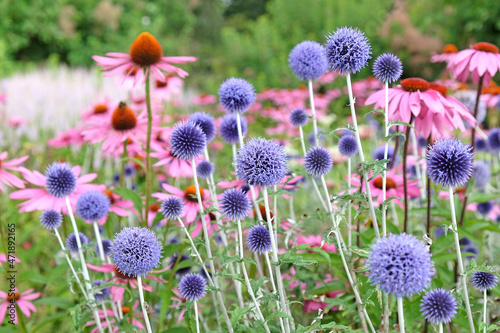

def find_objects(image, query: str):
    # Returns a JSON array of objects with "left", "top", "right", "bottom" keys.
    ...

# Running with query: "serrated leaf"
[
  {"left": 388, "top": 120, "right": 414, "bottom": 130},
  {"left": 385, "top": 132, "right": 406, "bottom": 142},
  {"left": 266, "top": 311, "right": 294, "bottom": 322},
  {"left": 307, "top": 280, "right": 346, "bottom": 296}
]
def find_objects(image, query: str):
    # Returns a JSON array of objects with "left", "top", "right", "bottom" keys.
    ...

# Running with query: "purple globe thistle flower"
[
  {"left": 189, "top": 112, "right": 216, "bottom": 143},
  {"left": 179, "top": 273, "right": 207, "bottom": 302},
  {"left": 289, "top": 108, "right": 309, "bottom": 127},
  {"left": 171, "top": 253, "right": 191, "bottom": 276},
  {"left": 45, "top": 162, "right": 77, "bottom": 198},
  {"left": 417, "top": 135, "right": 428, "bottom": 149},
  {"left": 426, "top": 138, "right": 474, "bottom": 188},
  {"left": 219, "top": 114, "right": 247, "bottom": 144},
  {"left": 66, "top": 232, "right": 89, "bottom": 254},
  {"left": 472, "top": 161, "right": 491, "bottom": 188},
  {"left": 93, "top": 280, "right": 110, "bottom": 302},
  {"left": 304, "top": 147, "right": 333, "bottom": 176},
  {"left": 111, "top": 227, "right": 162, "bottom": 277},
  {"left": 373, "top": 53, "right": 403, "bottom": 83},
  {"left": 95, "top": 238, "right": 112, "bottom": 257},
  {"left": 459, "top": 237, "right": 473, "bottom": 247},
  {"left": 368, "top": 233, "right": 434, "bottom": 297},
  {"left": 373, "top": 145, "right": 398, "bottom": 167},
  {"left": 462, "top": 245, "right": 479, "bottom": 260},
  {"left": 420, "top": 288, "right": 457, "bottom": 324},
  {"left": 161, "top": 197, "right": 184, "bottom": 220},
  {"left": 40, "top": 209, "right": 63, "bottom": 230},
  {"left": 220, "top": 189, "right": 251, "bottom": 221},
  {"left": 477, "top": 201, "right": 493, "bottom": 215},
  {"left": 338, "top": 135, "right": 358, "bottom": 157},
  {"left": 218, "top": 78, "right": 255, "bottom": 113},
  {"left": 235, "top": 138, "right": 288, "bottom": 187},
  {"left": 470, "top": 271, "right": 499, "bottom": 291},
  {"left": 475, "top": 138, "right": 489, "bottom": 152},
  {"left": 124, "top": 163, "right": 136, "bottom": 178},
  {"left": 246, "top": 225, "right": 272, "bottom": 254},
  {"left": 325, "top": 27, "right": 372, "bottom": 75},
  {"left": 76, "top": 191, "right": 110, "bottom": 221},
  {"left": 454, "top": 90, "right": 487, "bottom": 128},
  {"left": 196, "top": 160, "right": 214, "bottom": 179},
  {"left": 288, "top": 41, "right": 328, "bottom": 81},
  {"left": 169, "top": 121, "right": 207, "bottom": 160},
  {"left": 487, "top": 128, "right": 500, "bottom": 152}
]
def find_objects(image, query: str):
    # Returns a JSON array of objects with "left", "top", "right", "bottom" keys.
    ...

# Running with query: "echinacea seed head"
[
  {"left": 111, "top": 102, "right": 137, "bottom": 131},
  {"left": 401, "top": 78, "right": 430, "bottom": 92},
  {"left": 93, "top": 104, "right": 108, "bottom": 114},
  {"left": 442, "top": 44, "right": 458, "bottom": 54},
  {"left": 129, "top": 32, "right": 163, "bottom": 67},
  {"left": 472, "top": 42, "right": 499, "bottom": 54}
]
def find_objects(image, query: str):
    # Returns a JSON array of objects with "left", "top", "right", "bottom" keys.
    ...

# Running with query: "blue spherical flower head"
[
  {"left": 308, "top": 127, "right": 326, "bottom": 146},
  {"left": 304, "top": 147, "right": 333, "bottom": 176},
  {"left": 93, "top": 280, "right": 110, "bottom": 302},
  {"left": 475, "top": 138, "right": 489, "bottom": 152},
  {"left": 290, "top": 108, "right": 309, "bottom": 127},
  {"left": 460, "top": 237, "right": 473, "bottom": 247},
  {"left": 373, "top": 53, "right": 403, "bottom": 83},
  {"left": 325, "top": 27, "right": 372, "bottom": 75},
  {"left": 288, "top": 41, "right": 328, "bottom": 80},
  {"left": 220, "top": 189, "right": 251, "bottom": 220},
  {"left": 40, "top": 209, "right": 63, "bottom": 230},
  {"left": 470, "top": 271, "right": 498, "bottom": 291},
  {"left": 462, "top": 246, "right": 479, "bottom": 260},
  {"left": 235, "top": 138, "right": 288, "bottom": 187},
  {"left": 124, "top": 163, "right": 136, "bottom": 178},
  {"left": 161, "top": 197, "right": 184, "bottom": 220},
  {"left": 179, "top": 273, "right": 207, "bottom": 302},
  {"left": 218, "top": 78, "right": 255, "bottom": 113},
  {"left": 373, "top": 145, "right": 398, "bottom": 167},
  {"left": 417, "top": 135, "right": 428, "bottom": 149},
  {"left": 66, "top": 232, "right": 89, "bottom": 254},
  {"left": 45, "top": 162, "right": 77, "bottom": 198},
  {"left": 189, "top": 112, "right": 216, "bottom": 142},
  {"left": 112, "top": 227, "right": 162, "bottom": 277},
  {"left": 196, "top": 160, "right": 214, "bottom": 179},
  {"left": 420, "top": 288, "right": 457, "bottom": 324},
  {"left": 95, "top": 238, "right": 112, "bottom": 257},
  {"left": 488, "top": 128, "right": 500, "bottom": 152},
  {"left": 338, "top": 135, "right": 358, "bottom": 157},
  {"left": 220, "top": 113, "right": 247, "bottom": 144},
  {"left": 246, "top": 225, "right": 272, "bottom": 254},
  {"left": 368, "top": 233, "right": 434, "bottom": 297},
  {"left": 76, "top": 191, "right": 110, "bottom": 221},
  {"left": 170, "top": 121, "right": 207, "bottom": 160},
  {"left": 426, "top": 138, "right": 474, "bottom": 188},
  {"left": 477, "top": 201, "right": 493, "bottom": 215},
  {"left": 472, "top": 161, "right": 490, "bottom": 188}
]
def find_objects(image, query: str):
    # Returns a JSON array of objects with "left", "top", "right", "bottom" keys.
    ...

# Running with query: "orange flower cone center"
[
  {"left": 93, "top": 103, "right": 108, "bottom": 114},
  {"left": 125, "top": 65, "right": 139, "bottom": 76},
  {"left": 401, "top": 78, "right": 430, "bottom": 92},
  {"left": 442, "top": 44, "right": 458, "bottom": 54},
  {"left": 482, "top": 81, "right": 500, "bottom": 95},
  {"left": 149, "top": 203, "right": 160, "bottom": 212},
  {"left": 455, "top": 187, "right": 467, "bottom": 195},
  {"left": 102, "top": 190, "right": 116, "bottom": 204},
  {"left": 473, "top": 42, "right": 499, "bottom": 54},
  {"left": 129, "top": 32, "right": 163, "bottom": 67},
  {"left": 253, "top": 204, "right": 274, "bottom": 222},
  {"left": 373, "top": 176, "right": 397, "bottom": 190},
  {"left": 156, "top": 79, "right": 167, "bottom": 88},
  {"left": 111, "top": 102, "right": 137, "bottom": 131},
  {"left": 429, "top": 83, "right": 448, "bottom": 97},
  {"left": 114, "top": 264, "right": 132, "bottom": 279},
  {"left": 7, "top": 293, "right": 20, "bottom": 301},
  {"left": 184, "top": 185, "right": 204, "bottom": 202},
  {"left": 121, "top": 306, "right": 130, "bottom": 314}
]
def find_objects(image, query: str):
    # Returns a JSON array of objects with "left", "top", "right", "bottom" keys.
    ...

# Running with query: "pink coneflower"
[
  {"left": 193, "top": 93, "right": 217, "bottom": 105},
  {"left": 152, "top": 184, "right": 211, "bottom": 223},
  {"left": 151, "top": 141, "right": 197, "bottom": 178},
  {"left": 169, "top": 288, "right": 204, "bottom": 323},
  {"left": 86, "top": 302, "right": 146, "bottom": 333},
  {"left": 81, "top": 100, "right": 114, "bottom": 120},
  {"left": 0, "top": 253, "right": 20, "bottom": 263},
  {"left": 7, "top": 117, "right": 26, "bottom": 128},
  {"left": 0, "top": 151, "right": 28, "bottom": 192},
  {"left": 0, "top": 288, "right": 40, "bottom": 324},
  {"left": 431, "top": 44, "right": 459, "bottom": 63},
  {"left": 447, "top": 42, "right": 500, "bottom": 86},
  {"left": 9, "top": 165, "right": 104, "bottom": 213},
  {"left": 93, "top": 32, "right": 196, "bottom": 85},
  {"left": 303, "top": 274, "right": 344, "bottom": 313},
  {"left": 97, "top": 189, "right": 134, "bottom": 225},
  {"left": 217, "top": 175, "right": 260, "bottom": 199},
  {"left": 48, "top": 127, "right": 85, "bottom": 149},
  {"left": 295, "top": 234, "right": 337, "bottom": 253},
  {"left": 365, "top": 78, "right": 476, "bottom": 138}
]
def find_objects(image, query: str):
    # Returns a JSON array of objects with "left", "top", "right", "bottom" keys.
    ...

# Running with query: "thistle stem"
[
  {"left": 397, "top": 297, "right": 405, "bottom": 333},
  {"left": 439, "top": 323, "right": 443, "bottom": 333},
  {"left": 483, "top": 289, "right": 487, "bottom": 333},
  {"left": 93, "top": 221, "right": 105, "bottom": 262},
  {"left": 348, "top": 157, "right": 352, "bottom": 249},
  {"left": 402, "top": 117, "right": 414, "bottom": 233},
  {"left": 194, "top": 301, "right": 200, "bottom": 333},
  {"left": 144, "top": 70, "right": 153, "bottom": 224},
  {"left": 137, "top": 275, "right": 153, "bottom": 333},
  {"left": 382, "top": 81, "right": 390, "bottom": 237},
  {"left": 308, "top": 79, "right": 319, "bottom": 147}
]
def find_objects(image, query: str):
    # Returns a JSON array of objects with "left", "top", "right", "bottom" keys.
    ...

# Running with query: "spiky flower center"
[
  {"left": 102, "top": 190, "right": 116, "bottom": 204},
  {"left": 429, "top": 83, "right": 448, "bottom": 97},
  {"left": 7, "top": 293, "right": 20, "bottom": 301},
  {"left": 129, "top": 32, "right": 163, "bottom": 67},
  {"left": 184, "top": 185, "right": 203, "bottom": 202},
  {"left": 473, "top": 42, "right": 499, "bottom": 54},
  {"left": 442, "top": 44, "right": 458, "bottom": 54},
  {"left": 111, "top": 102, "right": 137, "bottom": 131},
  {"left": 373, "top": 176, "right": 397, "bottom": 189},
  {"left": 401, "top": 78, "right": 430, "bottom": 92},
  {"left": 93, "top": 104, "right": 108, "bottom": 114}
]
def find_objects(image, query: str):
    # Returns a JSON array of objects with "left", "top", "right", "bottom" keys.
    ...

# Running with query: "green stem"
[
  {"left": 16, "top": 304, "right": 28, "bottom": 333},
  {"left": 144, "top": 69, "right": 153, "bottom": 224}
]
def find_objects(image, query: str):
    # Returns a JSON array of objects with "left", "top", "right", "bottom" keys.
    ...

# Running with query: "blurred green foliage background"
[{"left": 1, "top": 0, "right": 500, "bottom": 92}]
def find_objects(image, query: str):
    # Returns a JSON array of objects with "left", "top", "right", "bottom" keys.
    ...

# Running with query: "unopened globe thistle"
[
  {"left": 308, "top": 127, "right": 326, "bottom": 146},
  {"left": 66, "top": 232, "right": 89, "bottom": 254},
  {"left": 45, "top": 162, "right": 77, "bottom": 198},
  {"left": 288, "top": 41, "right": 328, "bottom": 81},
  {"left": 171, "top": 253, "right": 191, "bottom": 276},
  {"left": 196, "top": 160, "right": 214, "bottom": 179},
  {"left": 470, "top": 271, "right": 498, "bottom": 291},
  {"left": 111, "top": 227, "right": 162, "bottom": 277},
  {"left": 304, "top": 147, "right": 333, "bottom": 176},
  {"left": 218, "top": 78, "right": 255, "bottom": 113},
  {"left": 169, "top": 121, "right": 207, "bottom": 160},
  {"left": 462, "top": 246, "right": 479, "bottom": 260},
  {"left": 235, "top": 138, "right": 288, "bottom": 187},
  {"left": 487, "top": 128, "right": 500, "bottom": 152},
  {"left": 417, "top": 135, "right": 428, "bottom": 149},
  {"left": 189, "top": 112, "right": 216, "bottom": 142},
  {"left": 338, "top": 135, "right": 358, "bottom": 157},
  {"left": 76, "top": 191, "right": 110, "bottom": 221},
  {"left": 246, "top": 225, "right": 272, "bottom": 254},
  {"left": 220, "top": 113, "right": 247, "bottom": 144},
  {"left": 426, "top": 138, "right": 474, "bottom": 188},
  {"left": 179, "top": 273, "right": 207, "bottom": 302},
  {"left": 124, "top": 163, "right": 136, "bottom": 178},
  {"left": 373, "top": 145, "right": 398, "bottom": 167},
  {"left": 325, "top": 27, "right": 372, "bottom": 75},
  {"left": 93, "top": 280, "right": 110, "bottom": 302},
  {"left": 373, "top": 53, "right": 403, "bottom": 83},
  {"left": 220, "top": 189, "right": 251, "bottom": 221},
  {"left": 160, "top": 197, "right": 184, "bottom": 220},
  {"left": 472, "top": 161, "right": 491, "bottom": 188},
  {"left": 477, "top": 201, "right": 493, "bottom": 215},
  {"left": 475, "top": 138, "right": 489, "bottom": 152},
  {"left": 290, "top": 108, "right": 309, "bottom": 127},
  {"left": 368, "top": 233, "right": 434, "bottom": 297},
  {"left": 95, "top": 238, "right": 112, "bottom": 257},
  {"left": 420, "top": 288, "right": 457, "bottom": 324},
  {"left": 40, "top": 209, "right": 63, "bottom": 230}
]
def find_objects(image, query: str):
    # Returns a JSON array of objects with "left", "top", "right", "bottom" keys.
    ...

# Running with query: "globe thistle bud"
[
  {"left": 288, "top": 41, "right": 328, "bottom": 81},
  {"left": 246, "top": 225, "right": 272, "bottom": 254},
  {"left": 218, "top": 78, "right": 255, "bottom": 113},
  {"left": 40, "top": 209, "right": 63, "bottom": 230},
  {"left": 76, "top": 191, "right": 110, "bottom": 221},
  {"left": 45, "top": 162, "right": 77, "bottom": 198},
  {"left": 179, "top": 273, "right": 207, "bottom": 302},
  {"left": 170, "top": 121, "right": 207, "bottom": 160},
  {"left": 373, "top": 53, "right": 403, "bottom": 83}
]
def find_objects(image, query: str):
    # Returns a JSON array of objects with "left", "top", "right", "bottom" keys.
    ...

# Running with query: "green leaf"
[
  {"left": 266, "top": 311, "right": 294, "bottom": 322},
  {"left": 388, "top": 120, "right": 414, "bottom": 130},
  {"left": 34, "top": 297, "right": 74, "bottom": 309},
  {"left": 307, "top": 280, "right": 346, "bottom": 296},
  {"left": 112, "top": 187, "right": 143, "bottom": 218},
  {"left": 161, "top": 328, "right": 191, "bottom": 333},
  {"left": 468, "top": 192, "right": 500, "bottom": 203},
  {"left": 359, "top": 159, "right": 388, "bottom": 180},
  {"left": 385, "top": 132, "right": 406, "bottom": 142},
  {"left": 163, "top": 242, "right": 183, "bottom": 258}
]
